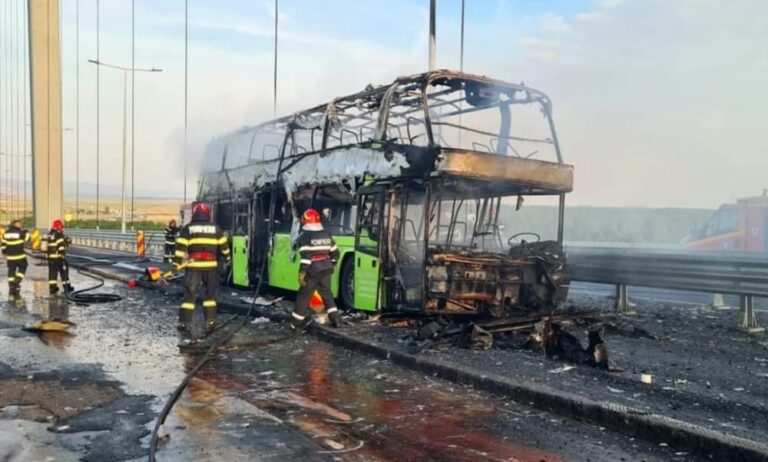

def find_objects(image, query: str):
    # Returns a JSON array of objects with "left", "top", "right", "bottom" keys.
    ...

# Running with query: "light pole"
[{"left": 87, "top": 59, "right": 162, "bottom": 233}]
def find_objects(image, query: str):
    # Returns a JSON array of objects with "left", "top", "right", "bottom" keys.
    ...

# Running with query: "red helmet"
[
  {"left": 302, "top": 208, "right": 321, "bottom": 225},
  {"left": 52, "top": 219, "right": 64, "bottom": 231},
  {"left": 192, "top": 203, "right": 211, "bottom": 220},
  {"left": 169, "top": 219, "right": 177, "bottom": 227}
]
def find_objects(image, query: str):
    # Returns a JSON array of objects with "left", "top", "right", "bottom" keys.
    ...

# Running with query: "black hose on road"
[
  {"left": 62, "top": 254, "right": 142, "bottom": 304},
  {"left": 148, "top": 254, "right": 275, "bottom": 461}
]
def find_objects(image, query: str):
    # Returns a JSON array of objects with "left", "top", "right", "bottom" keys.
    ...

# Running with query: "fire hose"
[
  {"left": 147, "top": 250, "right": 280, "bottom": 461},
  {"left": 62, "top": 255, "right": 128, "bottom": 304}
]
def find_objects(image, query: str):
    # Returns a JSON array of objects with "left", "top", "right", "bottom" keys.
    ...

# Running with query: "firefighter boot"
[
  {"left": 290, "top": 312, "right": 313, "bottom": 332},
  {"left": 64, "top": 283, "right": 74, "bottom": 293},
  {"left": 9, "top": 283, "right": 20, "bottom": 300},
  {"left": 50, "top": 284, "right": 60, "bottom": 295},
  {"left": 204, "top": 307, "right": 218, "bottom": 335},
  {"left": 328, "top": 308, "right": 341, "bottom": 328},
  {"left": 177, "top": 309, "right": 192, "bottom": 332}
]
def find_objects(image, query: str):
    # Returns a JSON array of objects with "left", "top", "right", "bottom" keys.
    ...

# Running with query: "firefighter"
[
  {"left": 1, "top": 220, "right": 29, "bottom": 299},
  {"left": 173, "top": 203, "right": 230, "bottom": 333},
  {"left": 47, "top": 219, "right": 73, "bottom": 294},
  {"left": 164, "top": 219, "right": 180, "bottom": 263},
  {"left": 291, "top": 208, "right": 341, "bottom": 330}
]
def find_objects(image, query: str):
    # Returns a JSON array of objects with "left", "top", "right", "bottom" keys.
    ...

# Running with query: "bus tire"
[{"left": 340, "top": 258, "right": 355, "bottom": 312}]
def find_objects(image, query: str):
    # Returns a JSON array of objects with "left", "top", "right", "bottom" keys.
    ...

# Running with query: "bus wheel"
[{"left": 340, "top": 259, "right": 354, "bottom": 311}]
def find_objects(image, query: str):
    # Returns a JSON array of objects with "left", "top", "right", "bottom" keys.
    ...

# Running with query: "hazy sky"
[{"left": 52, "top": 0, "right": 768, "bottom": 207}]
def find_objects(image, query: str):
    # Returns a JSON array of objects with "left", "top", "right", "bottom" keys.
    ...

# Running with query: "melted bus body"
[{"left": 197, "top": 70, "right": 574, "bottom": 317}]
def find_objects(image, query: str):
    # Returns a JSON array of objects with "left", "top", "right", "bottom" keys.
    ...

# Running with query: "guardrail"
[
  {"left": 67, "top": 229, "right": 165, "bottom": 259},
  {"left": 567, "top": 246, "right": 768, "bottom": 331},
  {"left": 64, "top": 231, "right": 764, "bottom": 330}
]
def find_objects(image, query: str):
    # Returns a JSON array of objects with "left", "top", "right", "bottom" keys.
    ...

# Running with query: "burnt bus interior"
[{"left": 197, "top": 70, "right": 573, "bottom": 317}]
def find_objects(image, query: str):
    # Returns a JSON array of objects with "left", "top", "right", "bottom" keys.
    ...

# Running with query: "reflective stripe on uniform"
[
  {"left": 300, "top": 259, "right": 312, "bottom": 265},
  {"left": 186, "top": 237, "right": 221, "bottom": 246},
  {"left": 292, "top": 312, "right": 305, "bottom": 320},
  {"left": 3, "top": 239, "right": 24, "bottom": 246},
  {"left": 326, "top": 307, "right": 338, "bottom": 314},
  {"left": 299, "top": 245, "right": 332, "bottom": 252},
  {"left": 49, "top": 281, "right": 58, "bottom": 285},
  {"left": 8, "top": 277, "right": 15, "bottom": 282},
  {"left": 6, "top": 254, "right": 26, "bottom": 261},
  {"left": 49, "top": 254, "right": 61, "bottom": 259},
  {"left": 174, "top": 250, "right": 186, "bottom": 257},
  {"left": 16, "top": 273, "right": 25, "bottom": 279},
  {"left": 186, "top": 261, "right": 218, "bottom": 269},
  {"left": 175, "top": 237, "right": 189, "bottom": 245},
  {"left": 180, "top": 302, "right": 195, "bottom": 310},
  {"left": 203, "top": 300, "right": 217, "bottom": 308}
]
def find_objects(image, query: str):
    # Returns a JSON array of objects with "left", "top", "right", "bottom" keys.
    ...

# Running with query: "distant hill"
[{"left": 498, "top": 205, "right": 713, "bottom": 244}]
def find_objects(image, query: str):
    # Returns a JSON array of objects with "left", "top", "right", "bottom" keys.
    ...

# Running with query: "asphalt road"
[{"left": 0, "top": 259, "right": 697, "bottom": 462}]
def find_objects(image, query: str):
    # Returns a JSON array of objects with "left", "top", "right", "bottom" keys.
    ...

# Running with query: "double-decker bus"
[{"left": 197, "top": 70, "right": 574, "bottom": 317}]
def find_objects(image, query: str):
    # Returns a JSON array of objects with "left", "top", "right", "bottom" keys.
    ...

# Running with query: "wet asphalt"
[{"left": 0, "top": 259, "right": 702, "bottom": 461}]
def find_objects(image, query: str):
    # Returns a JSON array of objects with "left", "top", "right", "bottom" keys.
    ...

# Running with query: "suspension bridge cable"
[
  {"left": 76, "top": 0, "right": 80, "bottom": 222},
  {"left": 131, "top": 0, "right": 135, "bottom": 227},
  {"left": 96, "top": 0, "right": 100, "bottom": 227}
]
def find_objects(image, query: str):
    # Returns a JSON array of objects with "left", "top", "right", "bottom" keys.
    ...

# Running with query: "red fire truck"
[{"left": 684, "top": 191, "right": 768, "bottom": 253}]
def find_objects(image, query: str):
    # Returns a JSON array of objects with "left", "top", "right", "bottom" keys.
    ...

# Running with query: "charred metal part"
[
  {"left": 530, "top": 319, "right": 611, "bottom": 369},
  {"left": 469, "top": 324, "right": 493, "bottom": 350},
  {"left": 436, "top": 150, "right": 573, "bottom": 195},
  {"left": 425, "top": 241, "right": 568, "bottom": 318}
]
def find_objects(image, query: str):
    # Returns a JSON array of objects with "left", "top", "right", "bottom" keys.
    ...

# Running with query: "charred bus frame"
[{"left": 198, "top": 70, "right": 574, "bottom": 317}]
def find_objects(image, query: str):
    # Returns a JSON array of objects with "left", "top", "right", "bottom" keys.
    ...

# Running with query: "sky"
[{"left": 45, "top": 0, "right": 768, "bottom": 207}]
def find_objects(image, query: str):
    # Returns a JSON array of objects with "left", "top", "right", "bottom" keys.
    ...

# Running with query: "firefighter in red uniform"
[
  {"left": 291, "top": 208, "right": 341, "bottom": 330},
  {"left": 173, "top": 203, "right": 231, "bottom": 333},
  {"left": 47, "top": 219, "right": 73, "bottom": 294},
  {"left": 1, "top": 220, "right": 29, "bottom": 299}
]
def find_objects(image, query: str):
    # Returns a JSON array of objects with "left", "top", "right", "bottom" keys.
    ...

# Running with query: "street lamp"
[{"left": 87, "top": 59, "right": 162, "bottom": 233}]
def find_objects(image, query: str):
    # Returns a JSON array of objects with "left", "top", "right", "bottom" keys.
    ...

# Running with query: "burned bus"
[{"left": 197, "top": 70, "right": 573, "bottom": 318}]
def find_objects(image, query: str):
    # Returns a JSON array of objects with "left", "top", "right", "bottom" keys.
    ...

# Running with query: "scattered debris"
[
  {"left": 470, "top": 325, "right": 493, "bottom": 350},
  {"left": 241, "top": 296, "right": 283, "bottom": 306},
  {"left": 251, "top": 317, "right": 270, "bottom": 324},
  {"left": 320, "top": 439, "right": 345, "bottom": 451},
  {"left": 155, "top": 425, "right": 170, "bottom": 443},
  {"left": 548, "top": 365, "right": 575, "bottom": 374},
  {"left": 23, "top": 319, "right": 75, "bottom": 333},
  {"left": 641, "top": 374, "right": 654, "bottom": 384}
]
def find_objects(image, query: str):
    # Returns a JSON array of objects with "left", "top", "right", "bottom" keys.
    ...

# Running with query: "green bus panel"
[
  {"left": 269, "top": 234, "right": 301, "bottom": 291},
  {"left": 231, "top": 235, "right": 249, "bottom": 287},
  {"left": 354, "top": 252, "right": 380, "bottom": 311},
  {"left": 268, "top": 233, "right": 356, "bottom": 298}
]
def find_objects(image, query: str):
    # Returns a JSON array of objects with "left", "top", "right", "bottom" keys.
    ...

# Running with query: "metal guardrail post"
[
  {"left": 740, "top": 295, "right": 763, "bottom": 333},
  {"left": 615, "top": 284, "right": 630, "bottom": 313},
  {"left": 711, "top": 293, "right": 729, "bottom": 310}
]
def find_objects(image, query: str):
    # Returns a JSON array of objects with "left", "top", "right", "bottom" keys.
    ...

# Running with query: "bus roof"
[{"left": 198, "top": 70, "right": 570, "bottom": 200}]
